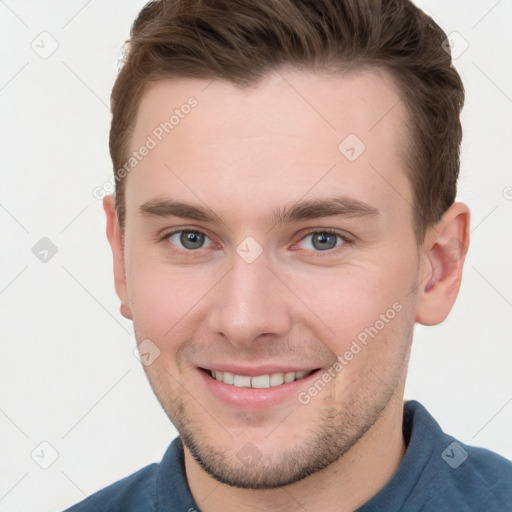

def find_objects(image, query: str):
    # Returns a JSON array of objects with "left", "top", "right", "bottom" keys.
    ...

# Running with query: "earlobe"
[
  {"left": 103, "top": 195, "right": 133, "bottom": 321},
  {"left": 120, "top": 303, "right": 133, "bottom": 320},
  {"left": 415, "top": 202, "right": 470, "bottom": 326}
]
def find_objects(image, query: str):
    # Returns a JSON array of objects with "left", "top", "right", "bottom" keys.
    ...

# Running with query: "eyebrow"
[
  {"left": 138, "top": 196, "right": 380, "bottom": 225},
  {"left": 139, "top": 199, "right": 223, "bottom": 223},
  {"left": 270, "top": 197, "right": 380, "bottom": 225}
]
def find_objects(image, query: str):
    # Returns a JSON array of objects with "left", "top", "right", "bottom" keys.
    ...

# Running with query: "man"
[{"left": 66, "top": 0, "right": 512, "bottom": 510}]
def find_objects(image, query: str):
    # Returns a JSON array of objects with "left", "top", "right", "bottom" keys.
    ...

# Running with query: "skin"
[{"left": 104, "top": 68, "right": 470, "bottom": 511}]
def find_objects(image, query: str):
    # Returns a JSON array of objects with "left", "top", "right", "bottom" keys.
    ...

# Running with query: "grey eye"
[
  {"left": 298, "top": 232, "right": 344, "bottom": 251},
  {"left": 169, "top": 230, "right": 211, "bottom": 250}
]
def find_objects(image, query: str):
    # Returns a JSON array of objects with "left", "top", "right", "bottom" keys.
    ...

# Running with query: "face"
[{"left": 115, "top": 69, "right": 425, "bottom": 488}]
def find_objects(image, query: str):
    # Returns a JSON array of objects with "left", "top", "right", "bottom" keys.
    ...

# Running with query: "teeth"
[
  {"left": 209, "top": 369, "right": 312, "bottom": 388},
  {"left": 251, "top": 375, "right": 270, "bottom": 388},
  {"left": 270, "top": 373, "right": 284, "bottom": 386},
  {"left": 223, "top": 371, "right": 234, "bottom": 385},
  {"left": 233, "top": 375, "right": 251, "bottom": 387},
  {"left": 284, "top": 372, "right": 295, "bottom": 383}
]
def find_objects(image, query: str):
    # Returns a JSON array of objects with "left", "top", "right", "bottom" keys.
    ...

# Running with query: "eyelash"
[
  {"left": 160, "top": 227, "right": 351, "bottom": 257},
  {"left": 291, "top": 229, "right": 350, "bottom": 256}
]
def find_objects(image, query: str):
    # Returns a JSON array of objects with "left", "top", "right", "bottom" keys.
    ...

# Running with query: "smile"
[{"left": 203, "top": 368, "right": 317, "bottom": 388}]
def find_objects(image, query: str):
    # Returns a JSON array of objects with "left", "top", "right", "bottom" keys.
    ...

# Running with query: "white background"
[{"left": 0, "top": 1, "right": 511, "bottom": 511}]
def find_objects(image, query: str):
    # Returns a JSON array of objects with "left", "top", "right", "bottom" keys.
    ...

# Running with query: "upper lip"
[{"left": 198, "top": 364, "right": 320, "bottom": 376}]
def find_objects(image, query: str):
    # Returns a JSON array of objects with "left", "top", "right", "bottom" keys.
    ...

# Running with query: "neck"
[{"left": 183, "top": 395, "right": 406, "bottom": 512}]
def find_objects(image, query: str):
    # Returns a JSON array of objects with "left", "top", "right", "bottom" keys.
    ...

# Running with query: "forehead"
[
  {"left": 132, "top": 67, "right": 407, "bottom": 148},
  {"left": 125, "top": 68, "right": 411, "bottom": 224}
]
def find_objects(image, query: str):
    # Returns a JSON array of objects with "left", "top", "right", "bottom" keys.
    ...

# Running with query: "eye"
[
  {"left": 167, "top": 230, "right": 213, "bottom": 250},
  {"left": 296, "top": 231, "right": 346, "bottom": 251}
]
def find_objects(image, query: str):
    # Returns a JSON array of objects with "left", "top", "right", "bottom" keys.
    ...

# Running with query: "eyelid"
[
  {"left": 290, "top": 228, "right": 351, "bottom": 253},
  {"left": 158, "top": 227, "right": 352, "bottom": 255},
  {"left": 300, "top": 227, "right": 350, "bottom": 239},
  {"left": 159, "top": 226, "right": 217, "bottom": 252},
  {"left": 159, "top": 225, "right": 211, "bottom": 241}
]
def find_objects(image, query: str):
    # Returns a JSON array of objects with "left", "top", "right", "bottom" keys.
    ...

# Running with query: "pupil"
[
  {"left": 181, "top": 231, "right": 204, "bottom": 249},
  {"left": 313, "top": 232, "right": 336, "bottom": 251}
]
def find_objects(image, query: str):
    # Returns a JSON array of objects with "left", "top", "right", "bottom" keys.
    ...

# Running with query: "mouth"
[
  {"left": 196, "top": 362, "right": 326, "bottom": 409},
  {"left": 199, "top": 367, "right": 321, "bottom": 389}
]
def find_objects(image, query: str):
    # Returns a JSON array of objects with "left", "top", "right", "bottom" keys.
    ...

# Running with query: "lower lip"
[{"left": 197, "top": 368, "right": 321, "bottom": 410}]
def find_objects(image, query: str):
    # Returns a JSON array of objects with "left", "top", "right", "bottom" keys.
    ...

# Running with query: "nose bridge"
[{"left": 208, "top": 254, "right": 291, "bottom": 346}]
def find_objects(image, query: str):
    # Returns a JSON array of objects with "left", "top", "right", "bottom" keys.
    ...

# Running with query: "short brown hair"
[{"left": 110, "top": 0, "right": 464, "bottom": 242}]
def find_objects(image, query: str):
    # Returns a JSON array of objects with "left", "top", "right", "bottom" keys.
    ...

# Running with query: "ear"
[
  {"left": 415, "top": 202, "right": 470, "bottom": 326},
  {"left": 103, "top": 195, "right": 133, "bottom": 320}
]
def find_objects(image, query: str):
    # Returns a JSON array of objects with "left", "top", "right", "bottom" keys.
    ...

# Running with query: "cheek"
[
  {"left": 126, "top": 266, "right": 171, "bottom": 337},
  {"left": 289, "top": 258, "right": 416, "bottom": 357},
  {"left": 125, "top": 249, "right": 211, "bottom": 341},
  {"left": 126, "top": 251, "right": 186, "bottom": 339}
]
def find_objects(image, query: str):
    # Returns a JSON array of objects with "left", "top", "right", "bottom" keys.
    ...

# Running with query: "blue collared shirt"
[{"left": 64, "top": 401, "right": 512, "bottom": 511}]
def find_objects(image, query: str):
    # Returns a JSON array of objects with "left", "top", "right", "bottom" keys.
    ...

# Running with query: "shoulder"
[
  {"left": 433, "top": 443, "right": 512, "bottom": 510},
  {"left": 407, "top": 401, "right": 512, "bottom": 511},
  {"left": 62, "top": 437, "right": 195, "bottom": 512},
  {"left": 361, "top": 401, "right": 512, "bottom": 511},
  {"left": 63, "top": 463, "right": 159, "bottom": 512}
]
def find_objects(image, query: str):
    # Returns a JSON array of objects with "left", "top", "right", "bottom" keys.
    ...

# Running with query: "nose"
[{"left": 207, "top": 255, "right": 293, "bottom": 348}]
